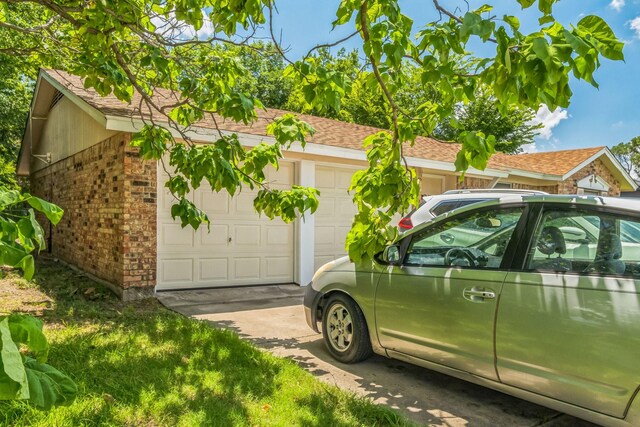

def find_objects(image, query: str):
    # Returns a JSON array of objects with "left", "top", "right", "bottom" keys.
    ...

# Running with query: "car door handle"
[{"left": 463, "top": 288, "right": 496, "bottom": 302}]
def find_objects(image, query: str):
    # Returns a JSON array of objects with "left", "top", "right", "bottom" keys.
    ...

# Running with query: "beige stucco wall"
[{"left": 32, "top": 97, "right": 117, "bottom": 172}]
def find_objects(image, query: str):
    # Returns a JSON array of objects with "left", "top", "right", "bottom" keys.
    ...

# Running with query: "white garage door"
[
  {"left": 157, "top": 163, "right": 295, "bottom": 290},
  {"left": 314, "top": 165, "right": 359, "bottom": 271}
]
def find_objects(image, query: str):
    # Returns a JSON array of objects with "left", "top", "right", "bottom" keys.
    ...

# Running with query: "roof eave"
[{"left": 16, "top": 69, "right": 108, "bottom": 177}]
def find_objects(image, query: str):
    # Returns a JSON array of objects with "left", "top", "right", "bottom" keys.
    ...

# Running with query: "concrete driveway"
[{"left": 158, "top": 285, "right": 595, "bottom": 427}]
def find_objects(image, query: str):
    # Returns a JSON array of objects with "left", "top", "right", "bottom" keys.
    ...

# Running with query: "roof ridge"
[{"left": 40, "top": 68, "right": 611, "bottom": 178}]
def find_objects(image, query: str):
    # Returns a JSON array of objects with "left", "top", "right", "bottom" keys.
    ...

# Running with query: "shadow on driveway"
[{"left": 158, "top": 285, "right": 595, "bottom": 427}]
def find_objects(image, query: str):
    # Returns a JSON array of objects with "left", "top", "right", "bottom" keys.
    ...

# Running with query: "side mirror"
[{"left": 382, "top": 245, "right": 401, "bottom": 265}]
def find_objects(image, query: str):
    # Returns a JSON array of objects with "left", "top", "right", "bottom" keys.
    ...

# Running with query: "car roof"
[
  {"left": 422, "top": 191, "right": 544, "bottom": 202},
  {"left": 443, "top": 189, "right": 547, "bottom": 195},
  {"left": 406, "top": 194, "right": 640, "bottom": 237}
]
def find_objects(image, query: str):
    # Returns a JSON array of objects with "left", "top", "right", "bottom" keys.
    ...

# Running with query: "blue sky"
[{"left": 262, "top": 0, "right": 640, "bottom": 152}]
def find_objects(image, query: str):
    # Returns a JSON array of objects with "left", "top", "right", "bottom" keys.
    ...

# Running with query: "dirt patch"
[{"left": 0, "top": 268, "right": 52, "bottom": 315}]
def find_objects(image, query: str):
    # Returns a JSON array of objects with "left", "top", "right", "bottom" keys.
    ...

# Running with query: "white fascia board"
[
  {"left": 106, "top": 115, "right": 512, "bottom": 178},
  {"left": 41, "top": 71, "right": 107, "bottom": 127},
  {"left": 404, "top": 156, "right": 508, "bottom": 178},
  {"left": 29, "top": 73, "right": 44, "bottom": 113},
  {"left": 506, "top": 169, "right": 562, "bottom": 181}
]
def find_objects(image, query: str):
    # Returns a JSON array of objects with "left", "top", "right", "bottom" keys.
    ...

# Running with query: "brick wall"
[
  {"left": 557, "top": 158, "right": 620, "bottom": 196},
  {"left": 31, "top": 132, "right": 157, "bottom": 300}
]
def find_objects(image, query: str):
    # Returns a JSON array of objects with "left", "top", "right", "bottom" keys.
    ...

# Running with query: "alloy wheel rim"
[{"left": 327, "top": 303, "right": 353, "bottom": 352}]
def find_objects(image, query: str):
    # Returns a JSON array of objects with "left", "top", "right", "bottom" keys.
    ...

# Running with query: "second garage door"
[
  {"left": 314, "top": 165, "right": 359, "bottom": 271},
  {"left": 157, "top": 163, "right": 295, "bottom": 290}
]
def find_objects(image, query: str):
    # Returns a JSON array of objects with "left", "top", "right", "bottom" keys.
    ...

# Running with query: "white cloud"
[
  {"left": 610, "top": 0, "right": 625, "bottom": 12},
  {"left": 532, "top": 105, "right": 569, "bottom": 140},
  {"left": 612, "top": 120, "right": 625, "bottom": 129},
  {"left": 150, "top": 10, "right": 215, "bottom": 40},
  {"left": 630, "top": 16, "right": 640, "bottom": 38},
  {"left": 521, "top": 143, "right": 539, "bottom": 153}
]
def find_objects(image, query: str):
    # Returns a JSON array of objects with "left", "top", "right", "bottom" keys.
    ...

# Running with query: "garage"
[
  {"left": 313, "top": 164, "right": 359, "bottom": 271},
  {"left": 156, "top": 163, "right": 295, "bottom": 290}
]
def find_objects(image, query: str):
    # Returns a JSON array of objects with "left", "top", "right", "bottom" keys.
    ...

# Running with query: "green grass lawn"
[{"left": 0, "top": 258, "right": 411, "bottom": 427}]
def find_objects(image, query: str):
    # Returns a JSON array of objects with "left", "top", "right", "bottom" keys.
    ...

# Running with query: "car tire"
[{"left": 321, "top": 293, "right": 373, "bottom": 364}]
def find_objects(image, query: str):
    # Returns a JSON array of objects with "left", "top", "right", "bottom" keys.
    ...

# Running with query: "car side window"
[
  {"left": 429, "top": 199, "right": 490, "bottom": 217},
  {"left": 404, "top": 208, "right": 524, "bottom": 269},
  {"left": 430, "top": 201, "right": 460, "bottom": 217},
  {"left": 526, "top": 209, "right": 640, "bottom": 277}
]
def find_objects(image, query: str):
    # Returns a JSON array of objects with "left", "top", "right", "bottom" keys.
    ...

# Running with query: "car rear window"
[{"left": 430, "top": 199, "right": 490, "bottom": 217}]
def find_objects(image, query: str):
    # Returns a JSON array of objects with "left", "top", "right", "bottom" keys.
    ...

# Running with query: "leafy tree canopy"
[
  {"left": 612, "top": 136, "right": 640, "bottom": 178},
  {"left": 232, "top": 45, "right": 541, "bottom": 154},
  {"left": 0, "top": 0, "right": 625, "bottom": 260}
]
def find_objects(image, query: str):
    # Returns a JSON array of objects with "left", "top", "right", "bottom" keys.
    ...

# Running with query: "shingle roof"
[
  {"left": 43, "top": 68, "right": 605, "bottom": 177},
  {"left": 493, "top": 147, "right": 605, "bottom": 176}
]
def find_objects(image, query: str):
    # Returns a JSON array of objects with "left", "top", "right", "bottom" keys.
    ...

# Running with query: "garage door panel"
[
  {"left": 235, "top": 193, "right": 257, "bottom": 215},
  {"left": 336, "top": 170, "right": 354, "bottom": 189},
  {"left": 161, "top": 224, "right": 194, "bottom": 247},
  {"left": 234, "top": 258, "right": 261, "bottom": 280},
  {"left": 266, "top": 225, "right": 292, "bottom": 246},
  {"left": 200, "top": 225, "right": 228, "bottom": 246},
  {"left": 199, "top": 258, "right": 229, "bottom": 281},
  {"left": 338, "top": 199, "right": 357, "bottom": 216},
  {"left": 157, "top": 161, "right": 295, "bottom": 290},
  {"left": 335, "top": 227, "right": 350, "bottom": 246},
  {"left": 159, "top": 188, "right": 179, "bottom": 212},
  {"left": 269, "top": 164, "right": 294, "bottom": 188},
  {"left": 160, "top": 258, "right": 194, "bottom": 283},
  {"left": 264, "top": 256, "right": 291, "bottom": 279},
  {"left": 198, "top": 190, "right": 229, "bottom": 214},
  {"left": 315, "top": 226, "right": 336, "bottom": 246},
  {"left": 316, "top": 166, "right": 336, "bottom": 189},
  {"left": 315, "top": 198, "right": 335, "bottom": 218},
  {"left": 234, "top": 225, "right": 261, "bottom": 245}
]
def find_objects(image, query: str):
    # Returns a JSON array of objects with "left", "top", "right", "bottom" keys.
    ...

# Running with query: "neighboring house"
[{"left": 16, "top": 69, "right": 637, "bottom": 300}]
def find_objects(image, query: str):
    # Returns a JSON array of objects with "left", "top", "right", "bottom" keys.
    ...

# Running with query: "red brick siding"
[
  {"left": 122, "top": 145, "right": 157, "bottom": 295},
  {"left": 557, "top": 158, "right": 620, "bottom": 196},
  {"left": 30, "top": 132, "right": 157, "bottom": 300}
]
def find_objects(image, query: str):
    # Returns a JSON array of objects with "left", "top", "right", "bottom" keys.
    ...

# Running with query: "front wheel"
[{"left": 321, "top": 294, "right": 373, "bottom": 363}]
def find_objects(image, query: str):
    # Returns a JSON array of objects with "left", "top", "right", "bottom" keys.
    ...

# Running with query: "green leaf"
[
  {"left": 0, "top": 317, "right": 29, "bottom": 400},
  {"left": 577, "top": 15, "right": 624, "bottom": 61},
  {"left": 24, "top": 357, "right": 78, "bottom": 410},
  {"left": 0, "top": 190, "right": 24, "bottom": 210},
  {"left": 516, "top": 0, "right": 536, "bottom": 9},
  {"left": 503, "top": 15, "right": 520, "bottom": 31},
  {"left": 539, "top": 14, "right": 554, "bottom": 25},
  {"left": 8, "top": 315, "right": 49, "bottom": 363},
  {"left": 460, "top": 13, "right": 495, "bottom": 42},
  {"left": 0, "top": 241, "right": 35, "bottom": 280},
  {"left": 25, "top": 196, "right": 63, "bottom": 225},
  {"left": 266, "top": 114, "right": 316, "bottom": 148}
]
